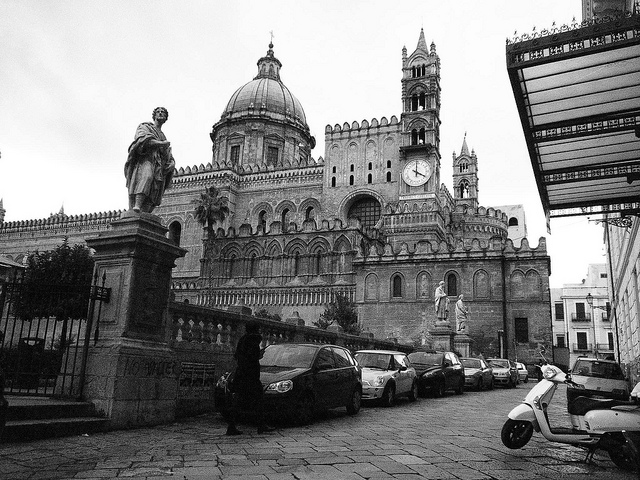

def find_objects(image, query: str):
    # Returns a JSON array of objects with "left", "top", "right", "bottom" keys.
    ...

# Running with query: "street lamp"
[{"left": 586, "top": 293, "right": 609, "bottom": 359}]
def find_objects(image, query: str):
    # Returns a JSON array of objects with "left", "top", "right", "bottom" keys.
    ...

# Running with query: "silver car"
[{"left": 355, "top": 350, "right": 418, "bottom": 407}]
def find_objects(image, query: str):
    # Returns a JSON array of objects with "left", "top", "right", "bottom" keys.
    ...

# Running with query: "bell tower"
[
  {"left": 399, "top": 29, "right": 441, "bottom": 199},
  {"left": 452, "top": 135, "right": 479, "bottom": 210}
]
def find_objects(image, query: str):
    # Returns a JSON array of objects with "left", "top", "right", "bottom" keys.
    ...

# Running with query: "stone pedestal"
[
  {"left": 83, "top": 211, "right": 186, "bottom": 429},
  {"left": 453, "top": 333, "right": 472, "bottom": 358},
  {"left": 429, "top": 320, "right": 453, "bottom": 352}
]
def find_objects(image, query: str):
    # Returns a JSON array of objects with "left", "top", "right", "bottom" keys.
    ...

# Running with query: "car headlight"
[
  {"left": 266, "top": 380, "right": 293, "bottom": 393},
  {"left": 373, "top": 376, "right": 385, "bottom": 387}
]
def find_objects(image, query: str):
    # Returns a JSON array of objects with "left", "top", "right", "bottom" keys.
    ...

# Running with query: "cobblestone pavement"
[{"left": 1, "top": 382, "right": 637, "bottom": 479}]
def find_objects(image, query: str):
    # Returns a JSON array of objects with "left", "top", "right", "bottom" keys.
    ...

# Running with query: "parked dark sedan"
[
  {"left": 407, "top": 350, "right": 465, "bottom": 397},
  {"left": 461, "top": 357, "right": 494, "bottom": 391},
  {"left": 215, "top": 343, "right": 362, "bottom": 425}
]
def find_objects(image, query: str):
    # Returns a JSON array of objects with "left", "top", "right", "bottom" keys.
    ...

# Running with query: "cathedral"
[{"left": 0, "top": 30, "right": 552, "bottom": 359}]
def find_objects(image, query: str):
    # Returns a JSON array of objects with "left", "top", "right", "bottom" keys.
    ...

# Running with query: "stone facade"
[
  {"left": 0, "top": 30, "right": 553, "bottom": 363},
  {"left": 605, "top": 222, "right": 640, "bottom": 384}
]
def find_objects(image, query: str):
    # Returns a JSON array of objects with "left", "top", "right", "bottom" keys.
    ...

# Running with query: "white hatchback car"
[
  {"left": 355, "top": 350, "right": 418, "bottom": 407},
  {"left": 567, "top": 357, "right": 629, "bottom": 403}
]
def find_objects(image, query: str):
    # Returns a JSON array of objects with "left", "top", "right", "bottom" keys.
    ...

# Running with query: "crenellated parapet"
[
  {"left": 447, "top": 204, "right": 509, "bottom": 241},
  {"left": 355, "top": 234, "right": 547, "bottom": 262},
  {"left": 0, "top": 210, "right": 123, "bottom": 234},
  {"left": 173, "top": 156, "right": 324, "bottom": 178},
  {"left": 325, "top": 116, "right": 400, "bottom": 137}
]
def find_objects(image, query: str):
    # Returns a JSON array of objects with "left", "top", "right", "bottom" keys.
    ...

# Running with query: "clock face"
[{"left": 402, "top": 159, "right": 432, "bottom": 186}]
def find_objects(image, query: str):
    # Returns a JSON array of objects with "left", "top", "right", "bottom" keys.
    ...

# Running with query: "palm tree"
[{"left": 191, "top": 186, "right": 229, "bottom": 235}]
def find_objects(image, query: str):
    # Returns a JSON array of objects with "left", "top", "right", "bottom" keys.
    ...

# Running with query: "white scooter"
[{"left": 501, "top": 362, "right": 640, "bottom": 474}]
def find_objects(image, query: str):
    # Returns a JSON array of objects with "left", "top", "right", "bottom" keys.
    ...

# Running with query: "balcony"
[
  {"left": 572, "top": 343, "right": 593, "bottom": 352},
  {"left": 596, "top": 343, "right": 614, "bottom": 352},
  {"left": 571, "top": 313, "right": 592, "bottom": 322}
]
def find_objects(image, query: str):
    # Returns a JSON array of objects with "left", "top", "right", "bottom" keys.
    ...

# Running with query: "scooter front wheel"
[{"left": 501, "top": 419, "right": 534, "bottom": 449}]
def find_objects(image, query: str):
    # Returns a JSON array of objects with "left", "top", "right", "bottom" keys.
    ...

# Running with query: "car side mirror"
[{"left": 399, "top": 365, "right": 407, "bottom": 372}]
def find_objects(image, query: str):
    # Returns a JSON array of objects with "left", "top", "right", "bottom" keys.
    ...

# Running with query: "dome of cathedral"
[{"left": 220, "top": 43, "right": 308, "bottom": 130}]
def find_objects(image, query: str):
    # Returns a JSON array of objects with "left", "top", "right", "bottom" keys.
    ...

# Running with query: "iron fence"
[{"left": 0, "top": 273, "right": 109, "bottom": 398}]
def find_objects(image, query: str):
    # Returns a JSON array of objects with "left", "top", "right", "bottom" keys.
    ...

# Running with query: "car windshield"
[
  {"left": 488, "top": 359, "right": 509, "bottom": 369},
  {"left": 573, "top": 360, "right": 625, "bottom": 380},
  {"left": 355, "top": 353, "right": 392, "bottom": 370},
  {"left": 260, "top": 344, "right": 317, "bottom": 368},
  {"left": 408, "top": 352, "right": 443, "bottom": 365},
  {"left": 461, "top": 358, "right": 481, "bottom": 369}
]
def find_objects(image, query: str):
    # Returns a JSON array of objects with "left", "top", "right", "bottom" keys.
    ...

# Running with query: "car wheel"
[
  {"left": 455, "top": 378, "right": 464, "bottom": 395},
  {"left": 295, "top": 393, "right": 315, "bottom": 426},
  {"left": 408, "top": 381, "right": 418, "bottom": 402},
  {"left": 477, "top": 378, "right": 483, "bottom": 391},
  {"left": 346, "top": 387, "right": 362, "bottom": 415},
  {"left": 501, "top": 419, "right": 534, "bottom": 449},
  {"left": 434, "top": 381, "right": 445, "bottom": 398},
  {"left": 381, "top": 383, "right": 396, "bottom": 407}
]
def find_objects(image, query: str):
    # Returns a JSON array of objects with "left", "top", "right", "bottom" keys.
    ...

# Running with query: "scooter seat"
[{"left": 568, "top": 395, "right": 632, "bottom": 416}]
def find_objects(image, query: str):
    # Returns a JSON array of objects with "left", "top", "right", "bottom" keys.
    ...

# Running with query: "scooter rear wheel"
[
  {"left": 607, "top": 433, "right": 640, "bottom": 472},
  {"left": 501, "top": 419, "right": 534, "bottom": 449}
]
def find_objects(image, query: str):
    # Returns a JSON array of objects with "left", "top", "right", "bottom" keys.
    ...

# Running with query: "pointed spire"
[
  {"left": 461, "top": 133, "right": 470, "bottom": 156},
  {"left": 59, "top": 204, "right": 65, "bottom": 215},
  {"left": 417, "top": 28, "right": 428, "bottom": 51}
]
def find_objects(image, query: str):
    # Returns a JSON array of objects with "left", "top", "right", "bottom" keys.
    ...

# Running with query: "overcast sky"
[{"left": 0, "top": 0, "right": 607, "bottom": 287}]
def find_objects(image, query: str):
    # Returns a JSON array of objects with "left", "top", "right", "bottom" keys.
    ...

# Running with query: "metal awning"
[{"left": 506, "top": 15, "right": 640, "bottom": 220}]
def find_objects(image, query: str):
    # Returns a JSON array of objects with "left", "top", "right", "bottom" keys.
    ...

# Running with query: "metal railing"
[
  {"left": 571, "top": 313, "right": 592, "bottom": 322},
  {"left": 572, "top": 343, "right": 593, "bottom": 352}
]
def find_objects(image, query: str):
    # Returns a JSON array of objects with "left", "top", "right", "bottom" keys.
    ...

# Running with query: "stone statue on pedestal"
[
  {"left": 434, "top": 281, "right": 450, "bottom": 325},
  {"left": 455, "top": 294, "right": 469, "bottom": 333},
  {"left": 125, "top": 107, "right": 175, "bottom": 213}
]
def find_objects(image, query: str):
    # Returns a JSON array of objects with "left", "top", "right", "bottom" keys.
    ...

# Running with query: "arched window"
[
  {"left": 331, "top": 177, "right": 336, "bottom": 187},
  {"left": 349, "top": 175, "right": 354, "bottom": 185},
  {"left": 411, "top": 129, "right": 418, "bottom": 145},
  {"left": 368, "top": 162, "right": 372, "bottom": 170},
  {"left": 411, "top": 95, "right": 418, "bottom": 111},
  {"left": 459, "top": 163, "right": 469, "bottom": 173},
  {"left": 305, "top": 206, "right": 315, "bottom": 221},
  {"left": 168, "top": 221, "right": 181, "bottom": 246},
  {"left": 447, "top": 273, "right": 458, "bottom": 297},
  {"left": 386, "top": 160, "right": 391, "bottom": 168},
  {"left": 386, "top": 172, "right": 391, "bottom": 182},
  {"left": 348, "top": 197, "right": 381, "bottom": 229},
  {"left": 419, "top": 92, "right": 426, "bottom": 110},
  {"left": 281, "top": 208, "right": 290, "bottom": 232},
  {"left": 350, "top": 164, "right": 355, "bottom": 171},
  {"left": 258, "top": 210, "right": 267, "bottom": 230},
  {"left": 459, "top": 181, "right": 470, "bottom": 198},
  {"left": 367, "top": 173, "right": 372, "bottom": 184},
  {"left": 293, "top": 253, "right": 300, "bottom": 277},
  {"left": 418, "top": 128, "right": 426, "bottom": 144},
  {"left": 249, "top": 254, "right": 257, "bottom": 278},
  {"left": 392, "top": 275, "right": 403, "bottom": 298},
  {"left": 332, "top": 166, "right": 336, "bottom": 173},
  {"left": 509, "top": 217, "right": 519, "bottom": 226}
]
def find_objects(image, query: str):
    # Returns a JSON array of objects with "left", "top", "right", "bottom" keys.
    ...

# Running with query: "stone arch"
[
  {"left": 473, "top": 269, "right": 490, "bottom": 298},
  {"left": 416, "top": 271, "right": 431, "bottom": 299},
  {"left": 510, "top": 270, "right": 525, "bottom": 299},
  {"left": 284, "top": 238, "right": 308, "bottom": 256},
  {"left": 168, "top": 220, "right": 182, "bottom": 246},
  {"left": 365, "top": 273, "right": 379, "bottom": 302},
  {"left": 525, "top": 269, "right": 542, "bottom": 299},
  {"left": 265, "top": 240, "right": 283, "bottom": 257},
  {"left": 333, "top": 235, "right": 352, "bottom": 252},
  {"left": 299, "top": 198, "right": 321, "bottom": 222},
  {"left": 308, "top": 237, "right": 330, "bottom": 254},
  {"left": 339, "top": 190, "right": 384, "bottom": 228},
  {"left": 244, "top": 241, "right": 264, "bottom": 258}
]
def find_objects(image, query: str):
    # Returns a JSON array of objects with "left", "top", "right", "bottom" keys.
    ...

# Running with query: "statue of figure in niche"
[
  {"left": 455, "top": 294, "right": 469, "bottom": 333},
  {"left": 434, "top": 281, "right": 449, "bottom": 321},
  {"left": 125, "top": 107, "right": 175, "bottom": 213}
]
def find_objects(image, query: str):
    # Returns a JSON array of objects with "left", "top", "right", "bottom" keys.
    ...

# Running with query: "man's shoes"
[
  {"left": 226, "top": 426, "right": 242, "bottom": 436},
  {"left": 257, "top": 425, "right": 275, "bottom": 434}
]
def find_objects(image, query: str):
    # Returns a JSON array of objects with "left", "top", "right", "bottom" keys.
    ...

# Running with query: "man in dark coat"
[{"left": 226, "top": 321, "right": 274, "bottom": 435}]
